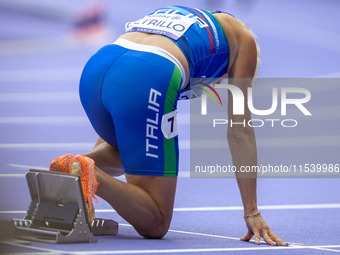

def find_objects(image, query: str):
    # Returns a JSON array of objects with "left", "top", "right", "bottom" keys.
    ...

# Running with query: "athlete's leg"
[
  {"left": 93, "top": 136, "right": 106, "bottom": 148},
  {"left": 79, "top": 42, "right": 182, "bottom": 238},
  {"left": 84, "top": 135, "right": 177, "bottom": 237},
  {"left": 95, "top": 168, "right": 177, "bottom": 238},
  {"left": 84, "top": 137, "right": 124, "bottom": 177}
]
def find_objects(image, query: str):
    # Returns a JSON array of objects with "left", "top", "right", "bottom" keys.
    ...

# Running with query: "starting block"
[{"left": 8, "top": 169, "right": 118, "bottom": 244}]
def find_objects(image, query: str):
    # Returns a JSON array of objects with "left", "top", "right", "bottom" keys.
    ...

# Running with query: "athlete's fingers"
[
  {"left": 240, "top": 229, "right": 253, "bottom": 241},
  {"left": 254, "top": 231, "right": 261, "bottom": 245},
  {"left": 268, "top": 230, "right": 288, "bottom": 246},
  {"left": 262, "top": 232, "right": 277, "bottom": 246}
]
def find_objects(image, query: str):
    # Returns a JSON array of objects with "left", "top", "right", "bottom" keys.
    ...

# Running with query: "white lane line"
[
  {"left": 1, "top": 105, "right": 337, "bottom": 125},
  {"left": 0, "top": 210, "right": 26, "bottom": 214},
  {"left": 35, "top": 245, "right": 340, "bottom": 254},
  {"left": 121, "top": 223, "right": 303, "bottom": 248},
  {"left": 0, "top": 68, "right": 82, "bottom": 82},
  {"left": 96, "top": 203, "right": 340, "bottom": 213},
  {"left": 1, "top": 163, "right": 48, "bottom": 170},
  {"left": 174, "top": 203, "right": 340, "bottom": 211},
  {"left": 260, "top": 204, "right": 340, "bottom": 210},
  {"left": 169, "top": 229, "right": 240, "bottom": 241},
  {"left": 0, "top": 172, "right": 186, "bottom": 178},
  {"left": 180, "top": 135, "right": 340, "bottom": 149},
  {"left": 2, "top": 239, "right": 340, "bottom": 254},
  {"left": 0, "top": 174, "right": 26, "bottom": 178},
  {"left": 0, "top": 253, "right": 54, "bottom": 255},
  {"left": 0, "top": 115, "right": 178, "bottom": 125},
  {"left": 0, "top": 241, "right": 62, "bottom": 254},
  {"left": 314, "top": 247, "right": 340, "bottom": 253},
  {"left": 0, "top": 116, "right": 89, "bottom": 124},
  {"left": 1, "top": 135, "right": 340, "bottom": 150},
  {"left": 0, "top": 143, "right": 94, "bottom": 150},
  {"left": 0, "top": 34, "right": 81, "bottom": 56},
  {"left": 0, "top": 92, "right": 79, "bottom": 102},
  {"left": 120, "top": 223, "right": 240, "bottom": 241},
  {"left": 2, "top": 203, "right": 339, "bottom": 214},
  {"left": 2, "top": 222, "right": 339, "bottom": 254}
]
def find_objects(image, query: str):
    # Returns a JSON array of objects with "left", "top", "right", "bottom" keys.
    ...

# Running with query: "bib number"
[
  {"left": 126, "top": 13, "right": 195, "bottom": 40},
  {"left": 161, "top": 111, "right": 178, "bottom": 139}
]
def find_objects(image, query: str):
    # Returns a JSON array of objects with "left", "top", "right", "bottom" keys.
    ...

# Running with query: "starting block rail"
[{"left": 2, "top": 169, "right": 118, "bottom": 244}]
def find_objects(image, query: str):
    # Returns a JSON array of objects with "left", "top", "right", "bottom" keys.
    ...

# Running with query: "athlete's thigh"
[
  {"left": 79, "top": 46, "right": 124, "bottom": 148},
  {"left": 102, "top": 47, "right": 182, "bottom": 177},
  {"left": 125, "top": 174, "right": 177, "bottom": 225}
]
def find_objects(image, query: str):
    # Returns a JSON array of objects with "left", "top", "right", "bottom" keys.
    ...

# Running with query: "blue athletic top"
[{"left": 125, "top": 6, "right": 230, "bottom": 91}]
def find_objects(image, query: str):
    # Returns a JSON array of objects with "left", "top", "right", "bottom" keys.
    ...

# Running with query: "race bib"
[
  {"left": 125, "top": 13, "right": 195, "bottom": 40},
  {"left": 161, "top": 110, "right": 178, "bottom": 139}
]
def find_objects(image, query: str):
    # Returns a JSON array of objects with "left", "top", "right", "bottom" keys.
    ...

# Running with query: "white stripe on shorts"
[{"left": 113, "top": 38, "right": 187, "bottom": 90}]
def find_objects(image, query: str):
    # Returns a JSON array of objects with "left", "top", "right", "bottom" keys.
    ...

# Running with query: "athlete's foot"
[
  {"left": 70, "top": 155, "right": 99, "bottom": 222},
  {"left": 49, "top": 154, "right": 99, "bottom": 221},
  {"left": 49, "top": 154, "right": 74, "bottom": 172}
]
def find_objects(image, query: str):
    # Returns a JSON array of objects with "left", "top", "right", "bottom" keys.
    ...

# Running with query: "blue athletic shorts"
[{"left": 79, "top": 39, "right": 185, "bottom": 177}]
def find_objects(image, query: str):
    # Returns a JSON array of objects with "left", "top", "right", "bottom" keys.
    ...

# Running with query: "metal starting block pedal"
[
  {"left": 91, "top": 218, "right": 118, "bottom": 236},
  {"left": 9, "top": 169, "right": 118, "bottom": 244}
]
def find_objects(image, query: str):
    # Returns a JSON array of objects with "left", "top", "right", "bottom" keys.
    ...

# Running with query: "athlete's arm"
[{"left": 227, "top": 30, "right": 288, "bottom": 246}]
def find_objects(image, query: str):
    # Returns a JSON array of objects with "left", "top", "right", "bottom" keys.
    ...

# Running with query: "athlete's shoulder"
[{"left": 213, "top": 13, "right": 257, "bottom": 73}]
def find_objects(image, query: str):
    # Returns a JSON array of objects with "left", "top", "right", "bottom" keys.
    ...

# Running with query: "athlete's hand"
[{"left": 241, "top": 215, "right": 288, "bottom": 246}]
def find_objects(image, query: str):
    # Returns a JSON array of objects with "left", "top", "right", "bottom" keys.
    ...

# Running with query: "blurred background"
[
  {"left": 0, "top": 0, "right": 339, "bottom": 77},
  {"left": 0, "top": 0, "right": 339, "bottom": 173}
]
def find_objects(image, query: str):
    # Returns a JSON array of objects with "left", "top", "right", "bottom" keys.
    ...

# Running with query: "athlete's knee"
[{"left": 137, "top": 216, "right": 171, "bottom": 239}]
